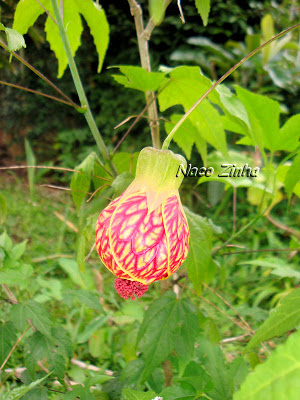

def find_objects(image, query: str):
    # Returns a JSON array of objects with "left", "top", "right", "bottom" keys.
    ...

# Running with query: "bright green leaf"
[
  {"left": 195, "top": 0, "right": 211, "bottom": 26},
  {"left": 183, "top": 207, "right": 213, "bottom": 294},
  {"left": 245, "top": 288, "right": 300, "bottom": 352},
  {"left": 63, "top": 289, "right": 103, "bottom": 312},
  {"left": 25, "top": 139, "right": 36, "bottom": 198},
  {"left": 284, "top": 152, "right": 300, "bottom": 198},
  {"left": 261, "top": 14, "right": 275, "bottom": 64},
  {"left": 235, "top": 86, "right": 281, "bottom": 152},
  {"left": 13, "top": 0, "right": 50, "bottom": 35},
  {"left": 51, "top": 326, "right": 73, "bottom": 358},
  {"left": 165, "top": 114, "right": 207, "bottom": 164},
  {"left": 159, "top": 67, "right": 227, "bottom": 155},
  {"left": 58, "top": 258, "right": 87, "bottom": 288},
  {"left": 71, "top": 153, "right": 96, "bottom": 213},
  {"left": 0, "top": 194, "right": 7, "bottom": 225},
  {"left": 234, "top": 330, "right": 300, "bottom": 400},
  {"left": 275, "top": 114, "right": 300, "bottom": 152},
  {"left": 112, "top": 152, "right": 139, "bottom": 175},
  {"left": 74, "top": 0, "right": 109, "bottom": 73},
  {"left": 45, "top": 0, "right": 83, "bottom": 77},
  {"left": 122, "top": 388, "right": 156, "bottom": 400},
  {"left": 112, "top": 65, "right": 167, "bottom": 92},
  {"left": 158, "top": 66, "right": 219, "bottom": 110},
  {"left": 8, "top": 300, "right": 52, "bottom": 336},
  {"left": 0, "top": 264, "right": 33, "bottom": 286},
  {"left": 25, "top": 331, "right": 66, "bottom": 380},
  {"left": 11, "top": 240, "right": 27, "bottom": 260},
  {"left": 0, "top": 375, "right": 49, "bottom": 400},
  {"left": 0, "top": 322, "right": 17, "bottom": 365},
  {"left": 64, "top": 385, "right": 95, "bottom": 399},
  {"left": 239, "top": 258, "right": 300, "bottom": 279},
  {"left": 111, "top": 172, "right": 134, "bottom": 198},
  {"left": 137, "top": 291, "right": 180, "bottom": 382},
  {"left": 5, "top": 27, "right": 26, "bottom": 51}
]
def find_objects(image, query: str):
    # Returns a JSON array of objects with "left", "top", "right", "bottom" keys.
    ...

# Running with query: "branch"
[
  {"left": 0, "top": 328, "right": 29, "bottom": 371},
  {"left": 266, "top": 214, "right": 300, "bottom": 240},
  {"left": 127, "top": 0, "right": 160, "bottom": 149}
]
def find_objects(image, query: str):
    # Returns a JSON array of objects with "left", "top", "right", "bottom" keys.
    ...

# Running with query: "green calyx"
[{"left": 124, "top": 147, "right": 187, "bottom": 212}]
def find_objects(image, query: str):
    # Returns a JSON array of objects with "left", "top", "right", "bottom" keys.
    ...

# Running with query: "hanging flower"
[{"left": 95, "top": 147, "right": 189, "bottom": 300}]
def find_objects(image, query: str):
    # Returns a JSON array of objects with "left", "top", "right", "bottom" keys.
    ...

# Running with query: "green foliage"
[
  {"left": 137, "top": 292, "right": 200, "bottom": 383},
  {"left": 0, "top": 194, "right": 7, "bottom": 225},
  {"left": 234, "top": 330, "right": 300, "bottom": 400},
  {"left": 195, "top": 0, "right": 211, "bottom": 26},
  {"left": 13, "top": 0, "right": 109, "bottom": 77},
  {"left": 1, "top": 0, "right": 300, "bottom": 398},
  {"left": 0, "top": 375, "right": 49, "bottom": 400},
  {"left": 70, "top": 152, "right": 97, "bottom": 213},
  {"left": 0, "top": 24, "right": 26, "bottom": 51},
  {"left": 8, "top": 300, "right": 52, "bottom": 336},
  {"left": 25, "top": 139, "right": 36, "bottom": 198},
  {"left": 149, "top": 0, "right": 166, "bottom": 26},
  {"left": 122, "top": 388, "right": 156, "bottom": 400},
  {"left": 245, "top": 288, "right": 300, "bottom": 352},
  {"left": 158, "top": 66, "right": 227, "bottom": 156},
  {"left": 0, "top": 322, "right": 17, "bottom": 366},
  {"left": 112, "top": 66, "right": 167, "bottom": 92},
  {"left": 183, "top": 207, "right": 213, "bottom": 295}
]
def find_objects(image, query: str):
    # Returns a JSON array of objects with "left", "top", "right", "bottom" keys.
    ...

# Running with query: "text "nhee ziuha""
[{"left": 176, "top": 163, "right": 260, "bottom": 178}]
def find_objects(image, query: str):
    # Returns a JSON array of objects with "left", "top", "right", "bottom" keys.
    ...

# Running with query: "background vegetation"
[{"left": 0, "top": 0, "right": 299, "bottom": 399}]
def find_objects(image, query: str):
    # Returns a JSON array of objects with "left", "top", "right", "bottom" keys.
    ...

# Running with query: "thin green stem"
[
  {"left": 162, "top": 22, "right": 300, "bottom": 150},
  {"left": 50, "top": 0, "right": 118, "bottom": 176}
]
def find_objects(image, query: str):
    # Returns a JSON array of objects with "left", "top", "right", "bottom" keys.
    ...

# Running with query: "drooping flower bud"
[{"left": 95, "top": 147, "right": 189, "bottom": 300}]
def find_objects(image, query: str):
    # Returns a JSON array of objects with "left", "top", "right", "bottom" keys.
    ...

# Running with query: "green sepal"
[{"left": 124, "top": 147, "right": 187, "bottom": 212}]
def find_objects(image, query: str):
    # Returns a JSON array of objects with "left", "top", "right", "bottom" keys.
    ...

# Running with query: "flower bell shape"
[{"left": 95, "top": 147, "right": 189, "bottom": 300}]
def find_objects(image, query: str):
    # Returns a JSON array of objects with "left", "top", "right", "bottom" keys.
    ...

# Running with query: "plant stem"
[
  {"left": 50, "top": 0, "right": 118, "bottom": 176},
  {"left": 128, "top": 0, "right": 161, "bottom": 149},
  {"left": 162, "top": 22, "right": 300, "bottom": 150}
]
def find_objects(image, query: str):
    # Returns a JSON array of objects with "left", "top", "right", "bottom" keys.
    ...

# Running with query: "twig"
[
  {"left": 32, "top": 254, "right": 73, "bottom": 263},
  {"left": 1, "top": 285, "right": 18, "bottom": 304},
  {"left": 127, "top": 0, "right": 160, "bottom": 149},
  {"left": 202, "top": 283, "right": 270, "bottom": 354},
  {"left": 86, "top": 184, "right": 111, "bottom": 202},
  {"left": 219, "top": 248, "right": 300, "bottom": 256},
  {"left": 233, "top": 187, "right": 237, "bottom": 233},
  {"left": 34, "top": 0, "right": 57, "bottom": 24},
  {"left": 112, "top": 80, "right": 169, "bottom": 154},
  {"left": 85, "top": 243, "right": 96, "bottom": 262},
  {"left": 0, "top": 39, "right": 79, "bottom": 108},
  {"left": 70, "top": 358, "right": 113, "bottom": 375},
  {"left": 0, "top": 80, "right": 75, "bottom": 107},
  {"left": 0, "top": 328, "right": 29, "bottom": 371},
  {"left": 202, "top": 283, "right": 253, "bottom": 334},
  {"left": 54, "top": 211, "right": 78, "bottom": 232},
  {"left": 177, "top": 0, "right": 185, "bottom": 23},
  {"left": 220, "top": 333, "right": 251, "bottom": 343},
  {"left": 266, "top": 214, "right": 300, "bottom": 239},
  {"left": 0, "top": 165, "right": 112, "bottom": 182}
]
